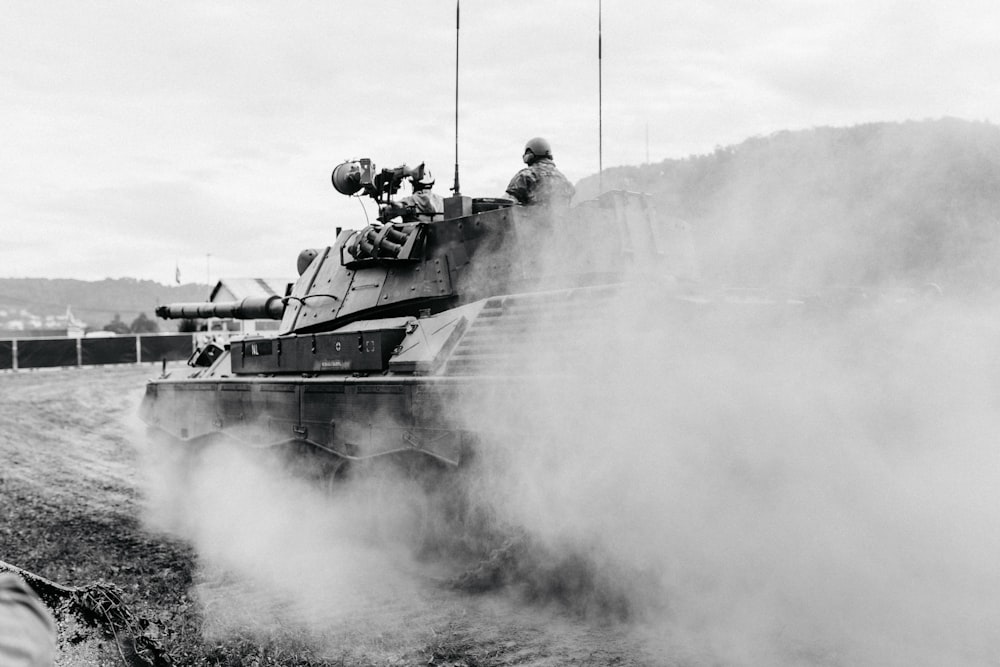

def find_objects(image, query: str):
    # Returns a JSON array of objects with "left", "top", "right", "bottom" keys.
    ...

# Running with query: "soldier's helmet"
[
  {"left": 523, "top": 137, "right": 553, "bottom": 163},
  {"left": 412, "top": 164, "right": 435, "bottom": 190}
]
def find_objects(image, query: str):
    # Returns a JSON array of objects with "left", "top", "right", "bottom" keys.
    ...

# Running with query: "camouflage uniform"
[
  {"left": 402, "top": 191, "right": 445, "bottom": 221},
  {"left": 0, "top": 573, "right": 56, "bottom": 667},
  {"left": 505, "top": 158, "right": 575, "bottom": 206}
]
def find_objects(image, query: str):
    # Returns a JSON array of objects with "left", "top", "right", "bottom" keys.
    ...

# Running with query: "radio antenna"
[
  {"left": 452, "top": 0, "right": 461, "bottom": 195},
  {"left": 598, "top": 0, "right": 603, "bottom": 195}
]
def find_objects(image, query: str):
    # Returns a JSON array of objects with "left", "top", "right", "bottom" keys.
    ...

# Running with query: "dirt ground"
[{"left": 0, "top": 364, "right": 661, "bottom": 666}]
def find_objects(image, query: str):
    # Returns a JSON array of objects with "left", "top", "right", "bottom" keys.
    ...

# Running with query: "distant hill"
[
  {"left": 577, "top": 117, "right": 1000, "bottom": 291},
  {"left": 6, "top": 118, "right": 1000, "bottom": 328},
  {"left": 0, "top": 278, "right": 210, "bottom": 332}
]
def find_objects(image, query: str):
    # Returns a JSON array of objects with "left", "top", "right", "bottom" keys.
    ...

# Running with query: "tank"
[{"left": 139, "top": 158, "right": 698, "bottom": 471}]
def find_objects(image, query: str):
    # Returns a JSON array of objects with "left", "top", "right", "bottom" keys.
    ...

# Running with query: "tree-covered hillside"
[
  {"left": 0, "top": 278, "right": 209, "bottom": 331},
  {"left": 578, "top": 118, "right": 1000, "bottom": 290},
  {"left": 6, "top": 118, "right": 1000, "bottom": 326}
]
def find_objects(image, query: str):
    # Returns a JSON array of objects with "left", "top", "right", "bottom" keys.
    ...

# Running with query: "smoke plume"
[
  {"left": 138, "top": 179, "right": 1000, "bottom": 665},
  {"left": 450, "top": 289, "right": 1000, "bottom": 665}
]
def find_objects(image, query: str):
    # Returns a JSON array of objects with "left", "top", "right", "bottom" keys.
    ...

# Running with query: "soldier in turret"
[
  {"left": 505, "top": 137, "right": 575, "bottom": 207},
  {"left": 379, "top": 164, "right": 444, "bottom": 223}
]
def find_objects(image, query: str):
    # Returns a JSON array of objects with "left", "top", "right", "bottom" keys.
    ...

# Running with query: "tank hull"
[{"left": 140, "top": 373, "right": 504, "bottom": 467}]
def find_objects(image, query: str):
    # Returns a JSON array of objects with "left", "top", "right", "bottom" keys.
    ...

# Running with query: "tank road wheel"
[{"left": 276, "top": 439, "right": 352, "bottom": 495}]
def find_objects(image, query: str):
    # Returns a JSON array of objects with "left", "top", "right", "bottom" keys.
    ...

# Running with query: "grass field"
[{"left": 0, "top": 364, "right": 654, "bottom": 666}]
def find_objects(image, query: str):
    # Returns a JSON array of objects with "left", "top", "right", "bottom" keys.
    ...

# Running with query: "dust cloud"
[
  {"left": 458, "top": 292, "right": 1000, "bottom": 665},
  {"left": 445, "top": 195, "right": 1000, "bottom": 665},
  {"left": 139, "top": 437, "right": 459, "bottom": 661},
  {"left": 138, "top": 197, "right": 1000, "bottom": 666}
]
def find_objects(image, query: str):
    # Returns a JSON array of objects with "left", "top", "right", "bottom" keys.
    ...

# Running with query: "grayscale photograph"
[{"left": 2, "top": 1, "right": 999, "bottom": 665}]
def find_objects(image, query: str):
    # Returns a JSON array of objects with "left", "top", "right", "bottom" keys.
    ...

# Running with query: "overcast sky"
[{"left": 2, "top": 0, "right": 997, "bottom": 284}]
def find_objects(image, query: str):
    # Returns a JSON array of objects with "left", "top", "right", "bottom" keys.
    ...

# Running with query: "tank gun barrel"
[{"left": 155, "top": 295, "right": 285, "bottom": 320}]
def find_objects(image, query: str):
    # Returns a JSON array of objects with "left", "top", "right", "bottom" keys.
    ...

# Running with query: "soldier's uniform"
[
  {"left": 379, "top": 164, "right": 445, "bottom": 223},
  {"left": 505, "top": 158, "right": 575, "bottom": 206},
  {"left": 395, "top": 190, "right": 445, "bottom": 222},
  {"left": 0, "top": 573, "right": 56, "bottom": 667}
]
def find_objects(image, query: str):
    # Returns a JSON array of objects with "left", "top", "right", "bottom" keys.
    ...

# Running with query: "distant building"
[
  {"left": 0, "top": 306, "right": 87, "bottom": 339},
  {"left": 64, "top": 306, "right": 86, "bottom": 337}
]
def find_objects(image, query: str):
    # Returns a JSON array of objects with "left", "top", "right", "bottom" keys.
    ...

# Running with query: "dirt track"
[{"left": 0, "top": 364, "right": 660, "bottom": 666}]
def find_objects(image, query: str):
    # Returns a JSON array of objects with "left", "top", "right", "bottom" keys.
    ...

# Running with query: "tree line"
[
  {"left": 100, "top": 312, "right": 159, "bottom": 334},
  {"left": 99, "top": 313, "right": 203, "bottom": 335}
]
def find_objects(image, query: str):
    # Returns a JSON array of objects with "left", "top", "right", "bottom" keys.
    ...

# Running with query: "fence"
[{"left": 0, "top": 333, "right": 196, "bottom": 371}]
